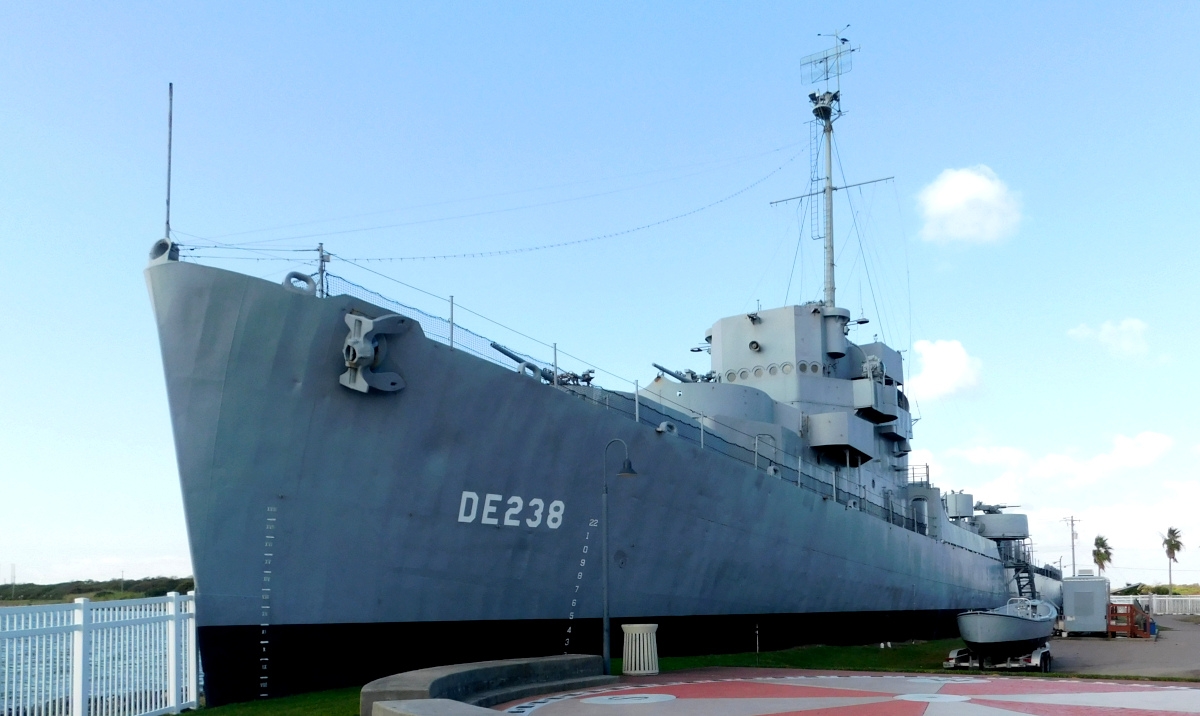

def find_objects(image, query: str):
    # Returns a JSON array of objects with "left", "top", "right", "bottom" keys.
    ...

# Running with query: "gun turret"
[{"left": 653, "top": 363, "right": 695, "bottom": 383}]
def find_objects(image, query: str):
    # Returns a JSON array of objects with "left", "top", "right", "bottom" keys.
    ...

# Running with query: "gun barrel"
[
  {"left": 490, "top": 342, "right": 526, "bottom": 365},
  {"left": 652, "top": 363, "right": 694, "bottom": 383}
]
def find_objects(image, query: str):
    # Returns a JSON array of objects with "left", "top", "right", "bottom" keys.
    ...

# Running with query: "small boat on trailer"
[{"left": 946, "top": 598, "right": 1057, "bottom": 671}]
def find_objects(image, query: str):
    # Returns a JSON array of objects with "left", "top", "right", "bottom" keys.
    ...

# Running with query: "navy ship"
[{"left": 145, "top": 48, "right": 1060, "bottom": 705}]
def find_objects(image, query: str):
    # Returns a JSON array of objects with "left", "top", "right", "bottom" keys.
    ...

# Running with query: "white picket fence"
[
  {"left": 1110, "top": 594, "right": 1200, "bottom": 615},
  {"left": 1, "top": 593, "right": 197, "bottom": 716}
]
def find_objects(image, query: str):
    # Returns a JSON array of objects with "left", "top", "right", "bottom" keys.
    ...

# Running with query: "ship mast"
[
  {"left": 165, "top": 82, "right": 173, "bottom": 240},
  {"left": 772, "top": 34, "right": 890, "bottom": 311},
  {"left": 812, "top": 89, "right": 838, "bottom": 307},
  {"left": 805, "top": 30, "right": 854, "bottom": 309},
  {"left": 771, "top": 33, "right": 857, "bottom": 308}
]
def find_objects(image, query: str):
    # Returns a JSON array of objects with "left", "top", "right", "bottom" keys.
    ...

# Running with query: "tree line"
[
  {"left": 1090, "top": 526, "right": 1186, "bottom": 595},
  {"left": 1, "top": 576, "right": 195, "bottom": 603}
]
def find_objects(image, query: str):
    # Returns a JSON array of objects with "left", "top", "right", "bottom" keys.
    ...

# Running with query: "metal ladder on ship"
[
  {"left": 1011, "top": 562, "right": 1039, "bottom": 600},
  {"left": 1002, "top": 538, "right": 1039, "bottom": 599}
]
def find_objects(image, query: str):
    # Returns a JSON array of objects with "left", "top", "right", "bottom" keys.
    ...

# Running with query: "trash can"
[{"left": 621, "top": 624, "right": 659, "bottom": 675}]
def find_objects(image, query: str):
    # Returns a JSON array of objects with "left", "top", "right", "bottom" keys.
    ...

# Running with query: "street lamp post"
[{"left": 602, "top": 438, "right": 637, "bottom": 676}]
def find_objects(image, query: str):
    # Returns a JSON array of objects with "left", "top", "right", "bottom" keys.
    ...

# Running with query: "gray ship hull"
[{"left": 146, "top": 260, "right": 1012, "bottom": 704}]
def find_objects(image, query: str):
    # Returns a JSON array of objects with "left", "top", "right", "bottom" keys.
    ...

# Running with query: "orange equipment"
[{"left": 1108, "top": 601, "right": 1154, "bottom": 638}]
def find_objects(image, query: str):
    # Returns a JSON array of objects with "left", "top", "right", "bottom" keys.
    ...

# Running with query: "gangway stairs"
[
  {"left": 999, "top": 538, "right": 1039, "bottom": 600},
  {"left": 1011, "top": 562, "right": 1039, "bottom": 600}
]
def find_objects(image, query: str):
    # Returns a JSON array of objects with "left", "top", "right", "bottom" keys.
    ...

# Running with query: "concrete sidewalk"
[
  {"left": 494, "top": 669, "right": 1200, "bottom": 715},
  {"left": 1052, "top": 615, "right": 1200, "bottom": 679}
]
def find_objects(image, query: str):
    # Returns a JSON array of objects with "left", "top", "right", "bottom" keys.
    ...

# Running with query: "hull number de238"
[{"left": 458, "top": 491, "right": 564, "bottom": 529}]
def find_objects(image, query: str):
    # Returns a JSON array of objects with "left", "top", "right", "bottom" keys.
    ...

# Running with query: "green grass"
[
  {"left": 196, "top": 641, "right": 963, "bottom": 716},
  {"left": 618, "top": 638, "right": 965, "bottom": 674},
  {"left": 196, "top": 636, "right": 1200, "bottom": 715},
  {"left": 200, "top": 687, "right": 359, "bottom": 716}
]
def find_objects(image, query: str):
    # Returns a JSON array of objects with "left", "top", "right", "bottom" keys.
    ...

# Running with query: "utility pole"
[{"left": 1062, "top": 517, "right": 1079, "bottom": 577}]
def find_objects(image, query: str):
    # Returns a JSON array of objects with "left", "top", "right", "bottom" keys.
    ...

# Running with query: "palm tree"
[
  {"left": 1092, "top": 535, "right": 1113, "bottom": 574},
  {"left": 1162, "top": 527, "right": 1184, "bottom": 595}
]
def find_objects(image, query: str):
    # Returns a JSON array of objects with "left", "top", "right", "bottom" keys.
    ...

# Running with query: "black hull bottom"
[
  {"left": 200, "top": 610, "right": 965, "bottom": 705},
  {"left": 962, "top": 637, "right": 1049, "bottom": 661}
]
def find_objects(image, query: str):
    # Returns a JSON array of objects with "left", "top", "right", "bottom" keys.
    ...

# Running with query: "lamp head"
[{"left": 618, "top": 458, "right": 637, "bottom": 478}]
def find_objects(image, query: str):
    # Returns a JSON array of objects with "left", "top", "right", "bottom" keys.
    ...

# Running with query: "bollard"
[{"left": 621, "top": 624, "right": 659, "bottom": 675}]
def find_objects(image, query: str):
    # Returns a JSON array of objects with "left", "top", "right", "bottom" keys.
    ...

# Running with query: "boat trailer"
[{"left": 944, "top": 642, "right": 1052, "bottom": 672}]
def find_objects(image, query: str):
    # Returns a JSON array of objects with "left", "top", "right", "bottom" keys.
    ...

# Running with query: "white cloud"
[
  {"left": 906, "top": 339, "right": 980, "bottom": 401},
  {"left": 1067, "top": 319, "right": 1148, "bottom": 357},
  {"left": 907, "top": 448, "right": 944, "bottom": 482},
  {"left": 1028, "top": 432, "right": 1173, "bottom": 486},
  {"left": 934, "top": 433, "right": 1186, "bottom": 586},
  {"left": 949, "top": 445, "right": 1028, "bottom": 468},
  {"left": 918, "top": 165, "right": 1021, "bottom": 243}
]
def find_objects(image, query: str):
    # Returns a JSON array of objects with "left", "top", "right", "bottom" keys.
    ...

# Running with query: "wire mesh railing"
[
  {"left": 326, "top": 274, "right": 554, "bottom": 373},
  {"left": 0, "top": 594, "right": 197, "bottom": 716},
  {"left": 556, "top": 383, "right": 923, "bottom": 534}
]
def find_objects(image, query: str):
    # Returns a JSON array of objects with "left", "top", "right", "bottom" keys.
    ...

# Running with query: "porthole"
[
  {"left": 753, "top": 366, "right": 764, "bottom": 378},
  {"left": 726, "top": 371, "right": 737, "bottom": 382},
  {"left": 781, "top": 363, "right": 793, "bottom": 374},
  {"left": 799, "top": 363, "right": 808, "bottom": 373},
  {"left": 768, "top": 364, "right": 778, "bottom": 376},
  {"left": 739, "top": 369, "right": 749, "bottom": 380},
  {"left": 811, "top": 363, "right": 821, "bottom": 374}
]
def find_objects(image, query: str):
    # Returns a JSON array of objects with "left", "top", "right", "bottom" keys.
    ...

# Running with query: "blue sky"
[{"left": 2, "top": 2, "right": 1198, "bottom": 589}]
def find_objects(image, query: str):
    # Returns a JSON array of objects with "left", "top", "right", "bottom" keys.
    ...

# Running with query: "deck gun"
[
  {"left": 490, "top": 342, "right": 555, "bottom": 383},
  {"left": 653, "top": 363, "right": 695, "bottom": 383}
]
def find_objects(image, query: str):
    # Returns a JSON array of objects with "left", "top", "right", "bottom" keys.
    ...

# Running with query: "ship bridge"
[{"left": 643, "top": 302, "right": 912, "bottom": 474}]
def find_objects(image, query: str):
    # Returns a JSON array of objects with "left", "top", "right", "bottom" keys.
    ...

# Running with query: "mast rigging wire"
[
  {"left": 335, "top": 150, "right": 805, "bottom": 262},
  {"left": 182, "top": 140, "right": 805, "bottom": 246},
  {"left": 832, "top": 134, "right": 888, "bottom": 343},
  {"left": 329, "top": 253, "right": 638, "bottom": 388},
  {"left": 783, "top": 195, "right": 811, "bottom": 305}
]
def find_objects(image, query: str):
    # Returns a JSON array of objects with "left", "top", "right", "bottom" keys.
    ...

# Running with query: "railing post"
[
  {"left": 71, "top": 598, "right": 90, "bottom": 716},
  {"left": 634, "top": 380, "right": 639, "bottom": 424},
  {"left": 167, "top": 592, "right": 181, "bottom": 713},
  {"left": 186, "top": 591, "right": 198, "bottom": 706}
]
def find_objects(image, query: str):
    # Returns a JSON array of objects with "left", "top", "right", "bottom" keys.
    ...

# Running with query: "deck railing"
[{"left": 0, "top": 593, "right": 197, "bottom": 716}]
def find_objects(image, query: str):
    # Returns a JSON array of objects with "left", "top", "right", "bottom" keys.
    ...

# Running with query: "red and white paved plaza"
[{"left": 500, "top": 670, "right": 1200, "bottom": 715}]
